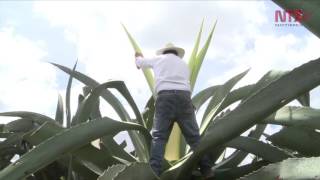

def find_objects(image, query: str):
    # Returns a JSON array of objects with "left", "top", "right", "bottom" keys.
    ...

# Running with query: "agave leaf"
[
  {"left": 83, "top": 86, "right": 102, "bottom": 120},
  {"left": 0, "top": 133, "right": 13, "bottom": 138},
  {"left": 71, "top": 81, "right": 150, "bottom": 161},
  {"left": 188, "top": 20, "right": 204, "bottom": 80},
  {"left": 223, "top": 136, "right": 293, "bottom": 164},
  {"left": 190, "top": 20, "right": 217, "bottom": 90},
  {"left": 218, "top": 124, "right": 267, "bottom": 168},
  {"left": 162, "top": 58, "right": 320, "bottom": 180},
  {"left": 98, "top": 162, "right": 158, "bottom": 180},
  {"left": 51, "top": 63, "right": 128, "bottom": 122},
  {"left": 24, "top": 122, "right": 117, "bottom": 178},
  {"left": 97, "top": 164, "right": 126, "bottom": 180},
  {"left": 122, "top": 24, "right": 155, "bottom": 95},
  {"left": 215, "top": 70, "right": 288, "bottom": 168},
  {"left": 67, "top": 155, "right": 73, "bottom": 180},
  {"left": 239, "top": 157, "right": 320, "bottom": 180},
  {"left": 165, "top": 123, "right": 182, "bottom": 161},
  {"left": 142, "top": 96, "right": 155, "bottom": 131},
  {"left": 218, "top": 85, "right": 254, "bottom": 111},
  {"left": 3, "top": 118, "right": 34, "bottom": 133},
  {"left": 0, "top": 111, "right": 58, "bottom": 125},
  {"left": 100, "top": 135, "right": 137, "bottom": 162},
  {"left": 181, "top": 72, "right": 250, "bottom": 159},
  {"left": 200, "top": 69, "right": 249, "bottom": 134},
  {"left": 23, "top": 121, "right": 117, "bottom": 178},
  {"left": 55, "top": 94, "right": 64, "bottom": 125},
  {"left": 51, "top": 63, "right": 149, "bottom": 162},
  {"left": 267, "top": 127, "right": 320, "bottom": 156},
  {"left": 246, "top": 70, "right": 288, "bottom": 99},
  {"left": 213, "top": 161, "right": 269, "bottom": 180},
  {"left": 296, "top": 92, "right": 310, "bottom": 106},
  {"left": 0, "top": 132, "right": 24, "bottom": 150},
  {"left": 66, "top": 61, "right": 77, "bottom": 128},
  {"left": 262, "top": 106, "right": 320, "bottom": 129},
  {"left": 0, "top": 117, "right": 151, "bottom": 180},
  {"left": 191, "top": 85, "right": 221, "bottom": 112},
  {"left": 190, "top": 85, "right": 254, "bottom": 164}
]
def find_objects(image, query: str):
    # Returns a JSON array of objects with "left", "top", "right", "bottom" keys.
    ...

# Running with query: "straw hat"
[{"left": 156, "top": 43, "right": 185, "bottom": 58}]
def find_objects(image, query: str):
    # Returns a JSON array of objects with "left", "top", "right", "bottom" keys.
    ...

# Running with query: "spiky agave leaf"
[
  {"left": 66, "top": 61, "right": 77, "bottom": 128},
  {"left": 55, "top": 94, "right": 64, "bottom": 125},
  {"left": 161, "top": 57, "right": 320, "bottom": 180},
  {"left": 200, "top": 69, "right": 249, "bottom": 134},
  {"left": 215, "top": 70, "right": 289, "bottom": 168},
  {"left": 98, "top": 162, "right": 159, "bottom": 180},
  {"left": 23, "top": 121, "right": 118, "bottom": 179},
  {"left": 0, "top": 117, "right": 151, "bottom": 180},
  {"left": 267, "top": 126, "right": 320, "bottom": 156},
  {"left": 239, "top": 156, "right": 320, "bottom": 180},
  {"left": 189, "top": 20, "right": 217, "bottom": 90},
  {"left": 51, "top": 63, "right": 150, "bottom": 162},
  {"left": 122, "top": 24, "right": 155, "bottom": 96},
  {"left": 262, "top": 106, "right": 320, "bottom": 130}
]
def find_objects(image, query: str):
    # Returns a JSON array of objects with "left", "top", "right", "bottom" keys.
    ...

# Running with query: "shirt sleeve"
[{"left": 135, "top": 56, "right": 160, "bottom": 69}]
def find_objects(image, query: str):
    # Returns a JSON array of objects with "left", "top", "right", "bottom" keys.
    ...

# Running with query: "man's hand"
[
  {"left": 135, "top": 52, "right": 143, "bottom": 58},
  {"left": 135, "top": 52, "right": 143, "bottom": 69}
]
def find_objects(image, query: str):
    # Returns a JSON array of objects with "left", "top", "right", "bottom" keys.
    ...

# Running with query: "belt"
[{"left": 157, "top": 90, "right": 190, "bottom": 95}]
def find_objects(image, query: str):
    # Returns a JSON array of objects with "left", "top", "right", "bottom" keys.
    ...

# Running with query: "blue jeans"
[{"left": 150, "top": 90, "right": 212, "bottom": 176}]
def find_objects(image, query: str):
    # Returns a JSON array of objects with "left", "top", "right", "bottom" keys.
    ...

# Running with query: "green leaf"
[
  {"left": 71, "top": 80, "right": 150, "bottom": 162},
  {"left": 190, "top": 20, "right": 217, "bottom": 90},
  {"left": 162, "top": 57, "right": 320, "bottom": 180},
  {"left": 297, "top": 92, "right": 310, "bottom": 106},
  {"left": 0, "top": 132, "right": 24, "bottom": 151},
  {"left": 191, "top": 85, "right": 221, "bottom": 112},
  {"left": 97, "top": 164, "right": 126, "bottom": 180},
  {"left": 23, "top": 121, "right": 114, "bottom": 178},
  {"left": 218, "top": 124, "right": 267, "bottom": 168},
  {"left": 3, "top": 118, "right": 34, "bottom": 133},
  {"left": 222, "top": 136, "right": 293, "bottom": 164},
  {"left": 122, "top": 24, "right": 155, "bottom": 95},
  {"left": 98, "top": 162, "right": 159, "bottom": 180},
  {"left": 239, "top": 157, "right": 320, "bottom": 180},
  {"left": 267, "top": 127, "right": 320, "bottom": 156},
  {"left": 55, "top": 94, "right": 64, "bottom": 125},
  {"left": 51, "top": 63, "right": 150, "bottom": 162},
  {"left": 100, "top": 135, "right": 137, "bottom": 162},
  {"left": 188, "top": 20, "right": 204, "bottom": 78},
  {"left": 262, "top": 106, "right": 320, "bottom": 130},
  {"left": 51, "top": 63, "right": 129, "bottom": 123},
  {"left": 142, "top": 96, "right": 155, "bottom": 131},
  {"left": 66, "top": 61, "right": 77, "bottom": 128},
  {"left": 0, "top": 111, "right": 58, "bottom": 125},
  {"left": 216, "top": 70, "right": 288, "bottom": 168},
  {"left": 200, "top": 69, "right": 249, "bottom": 134},
  {"left": 213, "top": 161, "right": 268, "bottom": 180},
  {"left": 0, "top": 117, "right": 150, "bottom": 180}
]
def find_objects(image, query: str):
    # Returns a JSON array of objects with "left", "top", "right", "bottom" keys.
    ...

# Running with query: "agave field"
[{"left": 1, "top": 12, "right": 320, "bottom": 180}]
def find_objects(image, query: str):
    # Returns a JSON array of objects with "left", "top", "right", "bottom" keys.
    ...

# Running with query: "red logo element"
[{"left": 274, "top": 9, "right": 311, "bottom": 27}]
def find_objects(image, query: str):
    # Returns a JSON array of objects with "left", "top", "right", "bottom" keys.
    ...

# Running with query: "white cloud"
[
  {"left": 31, "top": 0, "right": 320, "bottom": 119},
  {"left": 0, "top": 27, "right": 59, "bottom": 122}
]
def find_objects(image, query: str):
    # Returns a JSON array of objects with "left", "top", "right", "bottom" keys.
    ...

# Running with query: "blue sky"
[{"left": 0, "top": 1, "right": 319, "bottom": 126}]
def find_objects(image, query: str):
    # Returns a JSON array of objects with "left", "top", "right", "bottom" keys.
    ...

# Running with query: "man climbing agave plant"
[{"left": 135, "top": 43, "right": 215, "bottom": 179}]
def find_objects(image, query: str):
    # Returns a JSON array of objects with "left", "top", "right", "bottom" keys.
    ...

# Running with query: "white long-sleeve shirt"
[{"left": 136, "top": 54, "right": 191, "bottom": 93}]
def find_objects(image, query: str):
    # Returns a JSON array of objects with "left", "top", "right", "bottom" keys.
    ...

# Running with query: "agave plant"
[{"left": 1, "top": 9, "right": 320, "bottom": 180}]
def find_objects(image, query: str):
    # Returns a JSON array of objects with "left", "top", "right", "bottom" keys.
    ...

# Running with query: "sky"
[{"left": 0, "top": 1, "right": 320, "bottom": 139}]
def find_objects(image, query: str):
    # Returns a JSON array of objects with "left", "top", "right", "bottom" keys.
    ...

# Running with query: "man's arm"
[{"left": 135, "top": 52, "right": 159, "bottom": 69}]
